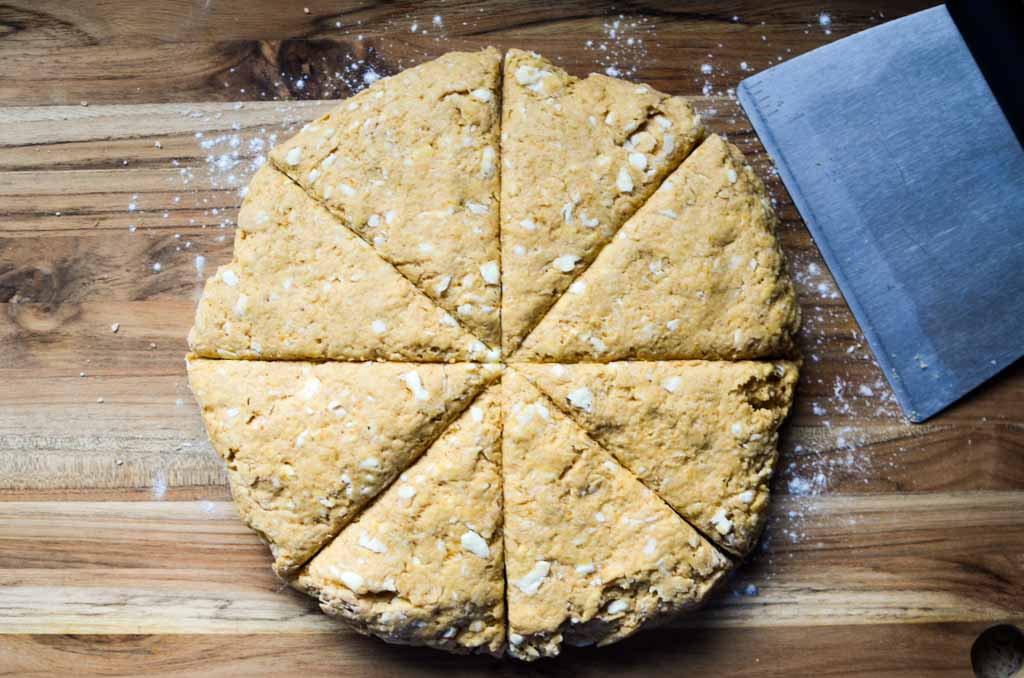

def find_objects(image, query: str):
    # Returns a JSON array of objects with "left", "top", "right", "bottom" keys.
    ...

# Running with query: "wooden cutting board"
[{"left": 1, "top": 3, "right": 1022, "bottom": 676}]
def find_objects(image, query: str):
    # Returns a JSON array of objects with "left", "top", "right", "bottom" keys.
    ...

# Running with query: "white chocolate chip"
[
  {"left": 662, "top": 133, "right": 676, "bottom": 155},
  {"left": 479, "top": 261, "right": 500, "bottom": 285},
  {"left": 220, "top": 269, "right": 239, "bottom": 287},
  {"left": 470, "top": 88, "right": 493, "bottom": 102},
  {"left": 616, "top": 166, "right": 634, "bottom": 193},
  {"left": 460, "top": 531, "right": 490, "bottom": 559},
  {"left": 480, "top": 146, "right": 496, "bottom": 177},
  {"left": 515, "top": 560, "right": 551, "bottom": 595},
  {"left": 552, "top": 254, "right": 579, "bottom": 272},
  {"left": 300, "top": 377, "right": 321, "bottom": 400},
  {"left": 711, "top": 508, "right": 734, "bottom": 535},
  {"left": 285, "top": 147, "right": 302, "bottom": 166},
  {"left": 338, "top": 570, "right": 365, "bottom": 592},
  {"left": 358, "top": 533, "right": 388, "bottom": 553},
  {"left": 630, "top": 131, "right": 656, "bottom": 152},
  {"left": 567, "top": 386, "right": 594, "bottom": 413},
  {"left": 587, "top": 335, "right": 607, "bottom": 353},
  {"left": 515, "top": 65, "right": 541, "bottom": 85},
  {"left": 402, "top": 371, "right": 430, "bottom": 401},
  {"left": 661, "top": 376, "right": 682, "bottom": 393}
]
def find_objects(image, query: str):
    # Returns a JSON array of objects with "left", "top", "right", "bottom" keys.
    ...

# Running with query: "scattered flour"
[
  {"left": 152, "top": 470, "right": 168, "bottom": 500},
  {"left": 819, "top": 12, "right": 833, "bottom": 35},
  {"left": 116, "top": 12, "right": 908, "bottom": 578},
  {"left": 583, "top": 16, "right": 652, "bottom": 80}
]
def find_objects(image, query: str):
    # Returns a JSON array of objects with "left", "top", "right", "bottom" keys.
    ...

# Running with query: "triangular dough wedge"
[
  {"left": 269, "top": 49, "right": 502, "bottom": 348},
  {"left": 502, "top": 369, "right": 731, "bottom": 661},
  {"left": 517, "top": 134, "right": 800, "bottom": 362},
  {"left": 297, "top": 384, "right": 505, "bottom": 656},
  {"left": 188, "top": 165, "right": 490, "bottom": 362},
  {"left": 187, "top": 358, "right": 497, "bottom": 576},
  {"left": 517, "top": 360, "right": 798, "bottom": 555},
  {"left": 500, "top": 49, "right": 705, "bottom": 353}
]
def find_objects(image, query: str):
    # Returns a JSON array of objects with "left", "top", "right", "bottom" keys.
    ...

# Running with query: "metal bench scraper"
[{"left": 737, "top": 1, "right": 1024, "bottom": 422}]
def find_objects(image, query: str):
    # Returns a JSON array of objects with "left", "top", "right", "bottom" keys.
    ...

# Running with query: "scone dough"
[
  {"left": 298, "top": 384, "right": 505, "bottom": 655},
  {"left": 188, "top": 165, "right": 487, "bottom": 362},
  {"left": 517, "top": 134, "right": 800, "bottom": 362},
  {"left": 502, "top": 369, "right": 732, "bottom": 660},
  {"left": 187, "top": 358, "right": 497, "bottom": 575},
  {"left": 500, "top": 49, "right": 705, "bottom": 353},
  {"left": 516, "top": 360, "right": 799, "bottom": 554},
  {"left": 187, "top": 49, "right": 802, "bottom": 661},
  {"left": 269, "top": 49, "right": 503, "bottom": 348}
]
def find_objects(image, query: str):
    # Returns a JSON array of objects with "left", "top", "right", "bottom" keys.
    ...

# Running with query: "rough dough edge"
[
  {"left": 501, "top": 367, "right": 735, "bottom": 660},
  {"left": 185, "top": 47, "right": 803, "bottom": 662},
  {"left": 294, "top": 380, "right": 507, "bottom": 657}
]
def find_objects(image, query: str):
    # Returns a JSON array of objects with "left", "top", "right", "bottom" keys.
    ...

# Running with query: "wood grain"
[
  {"left": 1, "top": 494, "right": 1021, "bottom": 634},
  {"left": 2, "top": 99, "right": 1020, "bottom": 501},
  {"left": 0, "top": 624, "right": 992, "bottom": 678},
  {"left": 1, "top": 1, "right": 1021, "bottom": 676},
  {"left": 0, "top": 1, "right": 934, "bottom": 106}
]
